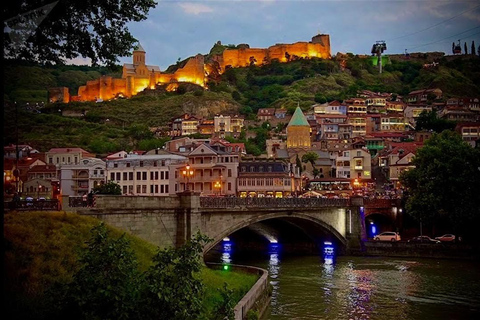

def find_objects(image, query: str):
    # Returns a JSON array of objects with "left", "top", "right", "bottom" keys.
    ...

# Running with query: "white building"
[
  {"left": 59, "top": 157, "right": 106, "bottom": 197},
  {"left": 46, "top": 147, "right": 95, "bottom": 166},
  {"left": 106, "top": 153, "right": 187, "bottom": 196},
  {"left": 336, "top": 148, "right": 372, "bottom": 180}
]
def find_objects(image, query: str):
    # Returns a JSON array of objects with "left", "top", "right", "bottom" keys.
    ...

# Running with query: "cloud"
[{"left": 178, "top": 2, "right": 214, "bottom": 15}]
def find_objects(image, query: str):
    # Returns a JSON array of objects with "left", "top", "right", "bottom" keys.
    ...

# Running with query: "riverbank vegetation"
[
  {"left": 4, "top": 211, "right": 257, "bottom": 320},
  {"left": 400, "top": 130, "right": 480, "bottom": 242}
]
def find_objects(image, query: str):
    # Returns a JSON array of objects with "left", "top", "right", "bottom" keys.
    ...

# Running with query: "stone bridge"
[{"left": 66, "top": 193, "right": 400, "bottom": 255}]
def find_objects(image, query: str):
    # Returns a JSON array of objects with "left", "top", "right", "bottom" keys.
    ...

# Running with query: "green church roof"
[{"left": 288, "top": 106, "right": 309, "bottom": 127}]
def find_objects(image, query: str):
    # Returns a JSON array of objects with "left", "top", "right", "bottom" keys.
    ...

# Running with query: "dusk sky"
[{"left": 117, "top": 0, "right": 480, "bottom": 70}]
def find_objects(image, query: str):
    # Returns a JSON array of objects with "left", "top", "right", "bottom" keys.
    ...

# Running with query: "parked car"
[
  {"left": 408, "top": 236, "right": 441, "bottom": 244},
  {"left": 374, "top": 232, "right": 401, "bottom": 242},
  {"left": 435, "top": 234, "right": 456, "bottom": 242}
]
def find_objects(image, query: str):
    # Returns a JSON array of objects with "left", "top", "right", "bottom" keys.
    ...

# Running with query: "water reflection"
[
  {"left": 268, "top": 243, "right": 281, "bottom": 310},
  {"left": 221, "top": 239, "right": 232, "bottom": 266},
  {"left": 211, "top": 242, "right": 480, "bottom": 319}
]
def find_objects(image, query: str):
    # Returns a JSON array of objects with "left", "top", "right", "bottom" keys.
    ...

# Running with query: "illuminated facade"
[
  {"left": 286, "top": 107, "right": 311, "bottom": 149},
  {"left": 53, "top": 34, "right": 331, "bottom": 103}
]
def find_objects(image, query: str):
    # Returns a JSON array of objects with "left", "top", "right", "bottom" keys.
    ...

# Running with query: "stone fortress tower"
[{"left": 50, "top": 34, "right": 331, "bottom": 103}]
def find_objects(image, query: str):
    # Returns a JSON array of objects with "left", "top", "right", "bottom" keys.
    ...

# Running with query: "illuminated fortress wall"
[
  {"left": 65, "top": 34, "right": 330, "bottom": 102},
  {"left": 159, "top": 54, "right": 206, "bottom": 87},
  {"left": 217, "top": 34, "right": 331, "bottom": 72}
]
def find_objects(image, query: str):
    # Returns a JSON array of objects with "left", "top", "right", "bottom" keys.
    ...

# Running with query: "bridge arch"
[{"left": 203, "top": 211, "right": 348, "bottom": 255}]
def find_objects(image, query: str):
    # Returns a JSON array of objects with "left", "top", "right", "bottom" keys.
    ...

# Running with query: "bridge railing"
[
  {"left": 4, "top": 199, "right": 61, "bottom": 211},
  {"left": 199, "top": 196, "right": 349, "bottom": 208},
  {"left": 363, "top": 198, "right": 400, "bottom": 208}
]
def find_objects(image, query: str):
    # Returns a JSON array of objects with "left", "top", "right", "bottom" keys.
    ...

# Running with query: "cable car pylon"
[{"left": 371, "top": 41, "right": 387, "bottom": 73}]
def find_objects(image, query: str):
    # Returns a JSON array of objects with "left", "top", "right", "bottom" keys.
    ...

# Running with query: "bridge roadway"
[{"left": 62, "top": 193, "right": 404, "bottom": 255}]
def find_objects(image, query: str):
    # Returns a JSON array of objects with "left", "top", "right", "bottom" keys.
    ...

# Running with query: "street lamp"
[
  {"left": 182, "top": 164, "right": 194, "bottom": 191},
  {"left": 37, "top": 184, "right": 42, "bottom": 199},
  {"left": 214, "top": 181, "right": 221, "bottom": 195}
]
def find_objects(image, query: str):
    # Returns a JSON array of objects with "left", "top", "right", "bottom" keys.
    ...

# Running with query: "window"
[
  {"left": 142, "top": 172, "right": 147, "bottom": 180},
  {"left": 228, "top": 169, "right": 232, "bottom": 177},
  {"left": 127, "top": 163, "right": 130, "bottom": 167},
  {"left": 110, "top": 173, "right": 115, "bottom": 180},
  {"left": 129, "top": 172, "right": 133, "bottom": 180},
  {"left": 137, "top": 172, "right": 141, "bottom": 180},
  {"left": 123, "top": 172, "right": 127, "bottom": 180},
  {"left": 116, "top": 173, "right": 121, "bottom": 181},
  {"left": 140, "top": 161, "right": 144, "bottom": 167}
]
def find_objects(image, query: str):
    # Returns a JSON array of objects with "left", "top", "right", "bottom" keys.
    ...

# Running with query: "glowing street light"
[
  {"left": 182, "top": 164, "right": 194, "bottom": 191},
  {"left": 214, "top": 181, "right": 221, "bottom": 195}
]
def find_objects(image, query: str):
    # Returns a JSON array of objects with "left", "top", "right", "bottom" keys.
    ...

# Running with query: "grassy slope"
[{"left": 4, "top": 211, "right": 257, "bottom": 319}]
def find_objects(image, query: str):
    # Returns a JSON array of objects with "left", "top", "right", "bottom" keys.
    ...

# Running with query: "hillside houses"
[{"left": 4, "top": 87, "right": 479, "bottom": 201}]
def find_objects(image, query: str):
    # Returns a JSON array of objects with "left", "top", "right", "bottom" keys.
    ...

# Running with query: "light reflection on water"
[{"left": 221, "top": 252, "right": 480, "bottom": 320}]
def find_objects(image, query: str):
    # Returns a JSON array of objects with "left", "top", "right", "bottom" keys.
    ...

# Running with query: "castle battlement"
[{"left": 50, "top": 34, "right": 331, "bottom": 103}]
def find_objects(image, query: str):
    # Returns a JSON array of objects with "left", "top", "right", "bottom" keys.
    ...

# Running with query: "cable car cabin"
[
  {"left": 371, "top": 42, "right": 387, "bottom": 55},
  {"left": 453, "top": 45, "right": 461, "bottom": 54}
]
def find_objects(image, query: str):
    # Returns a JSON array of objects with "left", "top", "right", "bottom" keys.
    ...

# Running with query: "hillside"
[
  {"left": 3, "top": 53, "right": 480, "bottom": 153},
  {"left": 4, "top": 211, "right": 257, "bottom": 320}
]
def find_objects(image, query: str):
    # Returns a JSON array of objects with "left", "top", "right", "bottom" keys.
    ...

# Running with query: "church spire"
[{"left": 288, "top": 106, "right": 309, "bottom": 127}]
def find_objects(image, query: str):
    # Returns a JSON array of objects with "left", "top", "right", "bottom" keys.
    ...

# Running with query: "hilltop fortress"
[{"left": 49, "top": 34, "right": 330, "bottom": 103}]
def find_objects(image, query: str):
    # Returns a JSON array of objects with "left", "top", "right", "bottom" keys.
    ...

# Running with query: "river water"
[{"left": 210, "top": 248, "right": 480, "bottom": 320}]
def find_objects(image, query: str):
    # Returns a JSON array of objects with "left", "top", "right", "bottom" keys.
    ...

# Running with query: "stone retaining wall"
[{"left": 207, "top": 263, "right": 270, "bottom": 320}]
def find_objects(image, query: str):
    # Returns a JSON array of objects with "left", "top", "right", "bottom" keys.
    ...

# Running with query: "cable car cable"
[
  {"left": 387, "top": 3, "right": 480, "bottom": 41},
  {"left": 406, "top": 25, "right": 480, "bottom": 50}
]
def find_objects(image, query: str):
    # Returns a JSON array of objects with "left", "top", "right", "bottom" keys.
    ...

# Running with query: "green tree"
[
  {"left": 312, "top": 168, "right": 322, "bottom": 178},
  {"left": 51, "top": 223, "right": 141, "bottom": 319},
  {"left": 128, "top": 123, "right": 154, "bottom": 141},
  {"left": 232, "top": 90, "right": 241, "bottom": 101},
  {"left": 4, "top": 0, "right": 156, "bottom": 66},
  {"left": 93, "top": 181, "right": 122, "bottom": 195},
  {"left": 141, "top": 233, "right": 211, "bottom": 320},
  {"left": 245, "top": 141, "right": 262, "bottom": 156},
  {"left": 138, "top": 137, "right": 170, "bottom": 151},
  {"left": 302, "top": 151, "right": 319, "bottom": 167},
  {"left": 296, "top": 154, "right": 303, "bottom": 172},
  {"left": 400, "top": 131, "right": 480, "bottom": 240},
  {"left": 211, "top": 283, "right": 236, "bottom": 320},
  {"left": 414, "top": 110, "right": 455, "bottom": 133}
]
